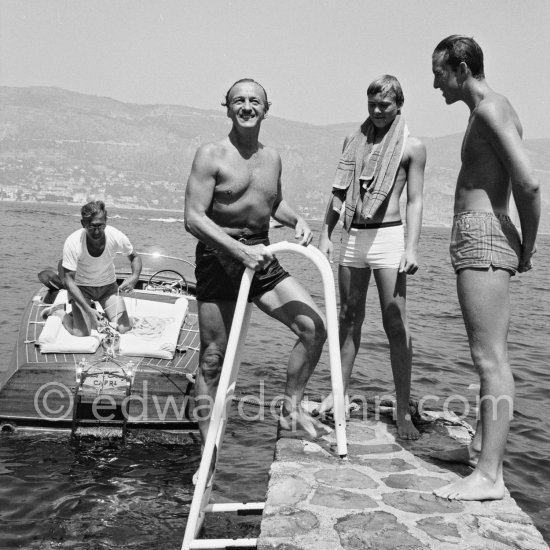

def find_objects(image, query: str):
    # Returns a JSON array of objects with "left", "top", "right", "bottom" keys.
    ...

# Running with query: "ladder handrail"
[
  {"left": 182, "top": 242, "right": 347, "bottom": 550},
  {"left": 267, "top": 242, "right": 347, "bottom": 456}
]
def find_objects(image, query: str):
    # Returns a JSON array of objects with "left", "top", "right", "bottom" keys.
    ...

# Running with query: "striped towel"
[{"left": 332, "top": 115, "right": 408, "bottom": 231}]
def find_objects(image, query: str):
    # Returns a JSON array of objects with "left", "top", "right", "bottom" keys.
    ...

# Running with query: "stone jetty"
[{"left": 257, "top": 407, "right": 548, "bottom": 550}]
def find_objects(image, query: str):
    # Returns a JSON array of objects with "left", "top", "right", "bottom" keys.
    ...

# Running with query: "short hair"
[
  {"left": 367, "top": 75, "right": 404, "bottom": 108},
  {"left": 81, "top": 200, "right": 107, "bottom": 223},
  {"left": 221, "top": 78, "right": 271, "bottom": 112},
  {"left": 434, "top": 35, "right": 485, "bottom": 79}
]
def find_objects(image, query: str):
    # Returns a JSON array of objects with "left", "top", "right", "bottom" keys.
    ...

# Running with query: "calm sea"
[{"left": 0, "top": 202, "right": 549, "bottom": 548}]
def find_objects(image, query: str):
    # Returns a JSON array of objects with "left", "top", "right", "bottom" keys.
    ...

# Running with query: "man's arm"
[
  {"left": 401, "top": 138, "right": 426, "bottom": 274},
  {"left": 478, "top": 102, "right": 540, "bottom": 271},
  {"left": 318, "top": 195, "right": 342, "bottom": 262},
  {"left": 61, "top": 268, "right": 103, "bottom": 329},
  {"left": 184, "top": 144, "right": 274, "bottom": 270},
  {"left": 271, "top": 166, "right": 312, "bottom": 246},
  {"left": 119, "top": 251, "right": 142, "bottom": 292}
]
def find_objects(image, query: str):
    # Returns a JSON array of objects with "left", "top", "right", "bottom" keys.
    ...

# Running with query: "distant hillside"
[{"left": 0, "top": 86, "right": 548, "bottom": 230}]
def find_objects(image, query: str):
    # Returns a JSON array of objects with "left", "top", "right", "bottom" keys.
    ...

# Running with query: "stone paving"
[{"left": 257, "top": 409, "right": 548, "bottom": 550}]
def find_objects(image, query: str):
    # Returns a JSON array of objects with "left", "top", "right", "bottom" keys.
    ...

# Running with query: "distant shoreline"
[
  {"left": 0, "top": 199, "right": 456, "bottom": 229},
  {"left": 5, "top": 199, "right": 548, "bottom": 233},
  {"left": 0, "top": 198, "right": 185, "bottom": 215}
]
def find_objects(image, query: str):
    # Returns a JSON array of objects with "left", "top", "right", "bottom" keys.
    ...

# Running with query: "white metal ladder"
[{"left": 181, "top": 242, "right": 348, "bottom": 550}]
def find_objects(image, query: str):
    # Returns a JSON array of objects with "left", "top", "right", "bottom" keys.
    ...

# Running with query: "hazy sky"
[{"left": 2, "top": 0, "right": 549, "bottom": 138}]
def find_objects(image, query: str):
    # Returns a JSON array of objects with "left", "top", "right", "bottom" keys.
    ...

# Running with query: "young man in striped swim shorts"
[
  {"left": 318, "top": 75, "right": 426, "bottom": 440},
  {"left": 431, "top": 35, "right": 540, "bottom": 501}
]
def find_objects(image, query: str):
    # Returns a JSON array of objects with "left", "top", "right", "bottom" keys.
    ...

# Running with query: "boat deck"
[{"left": 0, "top": 284, "right": 201, "bottom": 431}]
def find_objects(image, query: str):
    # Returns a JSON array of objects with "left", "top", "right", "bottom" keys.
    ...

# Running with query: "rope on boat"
[{"left": 131, "top": 316, "right": 175, "bottom": 339}]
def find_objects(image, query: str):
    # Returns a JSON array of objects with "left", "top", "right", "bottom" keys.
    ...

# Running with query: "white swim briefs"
[{"left": 339, "top": 222, "right": 404, "bottom": 269}]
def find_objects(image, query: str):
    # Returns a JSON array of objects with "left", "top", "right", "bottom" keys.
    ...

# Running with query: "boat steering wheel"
[{"left": 147, "top": 270, "right": 189, "bottom": 295}]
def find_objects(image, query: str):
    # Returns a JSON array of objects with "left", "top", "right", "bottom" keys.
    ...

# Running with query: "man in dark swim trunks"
[
  {"left": 184, "top": 78, "right": 330, "bottom": 448},
  {"left": 431, "top": 35, "right": 540, "bottom": 501}
]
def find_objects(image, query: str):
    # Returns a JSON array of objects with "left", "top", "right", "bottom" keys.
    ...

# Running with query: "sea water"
[{"left": 0, "top": 202, "right": 549, "bottom": 548}]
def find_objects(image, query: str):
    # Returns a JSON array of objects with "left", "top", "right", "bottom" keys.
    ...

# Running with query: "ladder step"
[
  {"left": 203, "top": 502, "right": 264, "bottom": 514},
  {"left": 188, "top": 538, "right": 257, "bottom": 549},
  {"left": 73, "top": 426, "right": 124, "bottom": 438}
]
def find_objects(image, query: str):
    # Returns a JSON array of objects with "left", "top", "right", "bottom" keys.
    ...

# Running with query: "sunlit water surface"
[{"left": 1, "top": 202, "right": 549, "bottom": 547}]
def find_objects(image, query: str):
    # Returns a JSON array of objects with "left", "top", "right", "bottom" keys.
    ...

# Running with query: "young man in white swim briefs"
[{"left": 318, "top": 75, "right": 426, "bottom": 440}]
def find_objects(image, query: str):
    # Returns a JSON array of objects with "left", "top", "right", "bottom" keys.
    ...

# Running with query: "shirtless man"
[
  {"left": 60, "top": 200, "right": 142, "bottom": 336},
  {"left": 318, "top": 75, "right": 426, "bottom": 440},
  {"left": 184, "top": 78, "right": 330, "bottom": 448},
  {"left": 431, "top": 35, "right": 540, "bottom": 500}
]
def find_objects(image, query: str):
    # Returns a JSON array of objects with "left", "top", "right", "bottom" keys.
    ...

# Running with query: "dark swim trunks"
[
  {"left": 195, "top": 232, "right": 290, "bottom": 302},
  {"left": 450, "top": 211, "right": 521, "bottom": 275}
]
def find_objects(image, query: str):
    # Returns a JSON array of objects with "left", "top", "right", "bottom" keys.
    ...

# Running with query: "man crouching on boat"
[
  {"left": 184, "top": 78, "right": 331, "bottom": 444},
  {"left": 59, "top": 200, "right": 142, "bottom": 336}
]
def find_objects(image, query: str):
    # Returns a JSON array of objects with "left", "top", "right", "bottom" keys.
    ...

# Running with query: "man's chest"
[
  {"left": 215, "top": 159, "right": 278, "bottom": 200},
  {"left": 80, "top": 238, "right": 106, "bottom": 259}
]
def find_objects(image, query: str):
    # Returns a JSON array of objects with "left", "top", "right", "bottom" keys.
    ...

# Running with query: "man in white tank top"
[{"left": 60, "top": 200, "right": 142, "bottom": 336}]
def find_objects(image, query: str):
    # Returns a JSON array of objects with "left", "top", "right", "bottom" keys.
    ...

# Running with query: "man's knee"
[
  {"left": 381, "top": 306, "right": 408, "bottom": 339},
  {"left": 340, "top": 298, "right": 366, "bottom": 326},
  {"left": 291, "top": 309, "right": 326, "bottom": 347},
  {"left": 113, "top": 311, "right": 132, "bottom": 334},
  {"left": 63, "top": 314, "right": 91, "bottom": 337},
  {"left": 315, "top": 316, "right": 327, "bottom": 346},
  {"left": 200, "top": 344, "right": 225, "bottom": 381},
  {"left": 470, "top": 348, "right": 508, "bottom": 376},
  {"left": 297, "top": 314, "right": 327, "bottom": 350}
]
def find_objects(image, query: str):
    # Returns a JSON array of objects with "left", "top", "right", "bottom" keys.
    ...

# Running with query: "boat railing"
[
  {"left": 138, "top": 251, "right": 196, "bottom": 270},
  {"left": 114, "top": 251, "right": 196, "bottom": 295},
  {"left": 181, "top": 241, "right": 347, "bottom": 550},
  {"left": 115, "top": 251, "right": 196, "bottom": 274}
]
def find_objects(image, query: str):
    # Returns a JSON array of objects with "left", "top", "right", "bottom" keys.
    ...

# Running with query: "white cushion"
[
  {"left": 118, "top": 296, "right": 189, "bottom": 360},
  {"left": 38, "top": 315, "right": 103, "bottom": 354}
]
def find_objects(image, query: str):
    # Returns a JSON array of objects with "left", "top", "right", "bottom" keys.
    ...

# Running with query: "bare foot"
[
  {"left": 193, "top": 445, "right": 217, "bottom": 487},
  {"left": 192, "top": 468, "right": 213, "bottom": 488},
  {"left": 433, "top": 468, "right": 505, "bottom": 501},
  {"left": 312, "top": 392, "right": 351, "bottom": 418},
  {"left": 279, "top": 407, "right": 333, "bottom": 438},
  {"left": 41, "top": 303, "right": 65, "bottom": 320},
  {"left": 432, "top": 445, "right": 479, "bottom": 467},
  {"left": 396, "top": 414, "right": 420, "bottom": 440}
]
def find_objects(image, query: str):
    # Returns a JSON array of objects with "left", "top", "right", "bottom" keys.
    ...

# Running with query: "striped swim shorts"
[{"left": 450, "top": 211, "right": 521, "bottom": 274}]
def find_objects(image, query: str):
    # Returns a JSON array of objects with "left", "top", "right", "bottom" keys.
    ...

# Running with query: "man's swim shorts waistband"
[
  {"left": 452, "top": 211, "right": 512, "bottom": 222},
  {"left": 231, "top": 231, "right": 269, "bottom": 243},
  {"left": 350, "top": 220, "right": 402, "bottom": 230}
]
